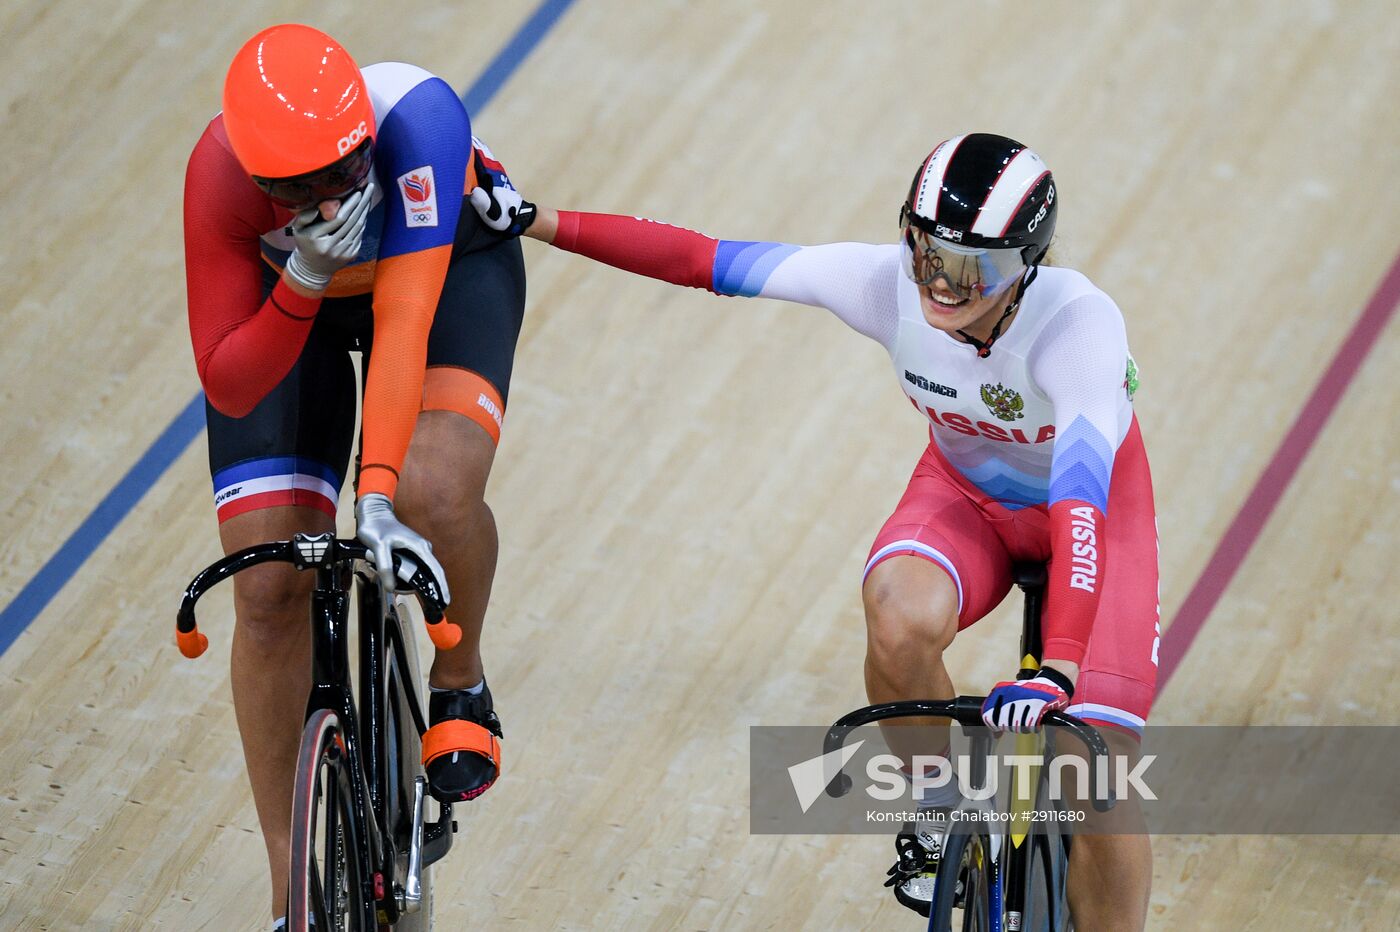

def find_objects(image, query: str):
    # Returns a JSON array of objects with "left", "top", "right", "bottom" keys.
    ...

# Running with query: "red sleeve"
[
  {"left": 1041, "top": 500, "right": 1106, "bottom": 665},
  {"left": 184, "top": 122, "right": 322, "bottom": 418},
  {"left": 553, "top": 210, "right": 718, "bottom": 291}
]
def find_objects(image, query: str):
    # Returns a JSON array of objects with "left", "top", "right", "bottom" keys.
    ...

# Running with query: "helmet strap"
[{"left": 956, "top": 264, "right": 1039, "bottom": 359}]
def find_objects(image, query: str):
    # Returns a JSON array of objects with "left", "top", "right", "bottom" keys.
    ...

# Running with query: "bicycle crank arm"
[{"left": 399, "top": 776, "right": 429, "bottom": 914}]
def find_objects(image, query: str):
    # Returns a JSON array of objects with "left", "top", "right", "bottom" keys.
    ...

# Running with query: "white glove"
[
  {"left": 355, "top": 492, "right": 451, "bottom": 604},
  {"left": 468, "top": 169, "right": 536, "bottom": 236},
  {"left": 285, "top": 178, "right": 376, "bottom": 291}
]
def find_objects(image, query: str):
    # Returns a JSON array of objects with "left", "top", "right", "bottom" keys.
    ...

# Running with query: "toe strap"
[{"left": 421, "top": 719, "right": 501, "bottom": 772}]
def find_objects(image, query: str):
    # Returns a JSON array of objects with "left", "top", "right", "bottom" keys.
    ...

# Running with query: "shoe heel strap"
[{"left": 421, "top": 719, "right": 501, "bottom": 771}]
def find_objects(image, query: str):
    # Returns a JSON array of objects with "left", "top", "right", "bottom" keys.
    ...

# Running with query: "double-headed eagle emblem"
[{"left": 980, "top": 382, "right": 1025, "bottom": 422}]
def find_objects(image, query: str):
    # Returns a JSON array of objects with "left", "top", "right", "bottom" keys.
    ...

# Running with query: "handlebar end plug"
[
  {"left": 426, "top": 618, "right": 463, "bottom": 651},
  {"left": 177, "top": 627, "right": 209, "bottom": 659},
  {"left": 825, "top": 772, "right": 852, "bottom": 799}
]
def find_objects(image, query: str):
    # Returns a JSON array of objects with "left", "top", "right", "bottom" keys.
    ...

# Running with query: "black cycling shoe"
[{"left": 422, "top": 681, "right": 502, "bottom": 803}]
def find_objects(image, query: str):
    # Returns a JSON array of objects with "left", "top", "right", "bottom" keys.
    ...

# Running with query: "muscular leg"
[
  {"left": 1066, "top": 729, "right": 1151, "bottom": 930},
  {"left": 394, "top": 411, "right": 498, "bottom": 689},
  {"left": 862, "top": 556, "right": 961, "bottom": 768},
  {"left": 225, "top": 409, "right": 498, "bottom": 917},
  {"left": 222, "top": 505, "right": 334, "bottom": 917}
]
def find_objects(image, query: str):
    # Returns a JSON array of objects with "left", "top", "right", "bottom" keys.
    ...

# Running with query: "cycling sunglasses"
[
  {"left": 251, "top": 138, "right": 375, "bottom": 210},
  {"left": 900, "top": 221, "right": 1027, "bottom": 300}
]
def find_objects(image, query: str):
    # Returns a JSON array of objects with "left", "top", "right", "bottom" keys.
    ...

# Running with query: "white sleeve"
[
  {"left": 751, "top": 242, "right": 901, "bottom": 351},
  {"left": 1029, "top": 293, "right": 1131, "bottom": 509}
]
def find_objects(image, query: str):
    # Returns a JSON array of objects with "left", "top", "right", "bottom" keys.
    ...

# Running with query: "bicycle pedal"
[{"left": 884, "top": 856, "right": 924, "bottom": 888}]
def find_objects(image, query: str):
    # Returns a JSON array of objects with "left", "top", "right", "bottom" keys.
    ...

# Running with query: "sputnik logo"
[{"left": 787, "top": 740, "right": 865, "bottom": 813}]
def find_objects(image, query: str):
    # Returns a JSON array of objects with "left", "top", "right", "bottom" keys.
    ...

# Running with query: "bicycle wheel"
[
  {"left": 928, "top": 829, "right": 992, "bottom": 932},
  {"left": 289, "top": 709, "right": 375, "bottom": 932},
  {"left": 1007, "top": 828, "right": 1071, "bottom": 932}
]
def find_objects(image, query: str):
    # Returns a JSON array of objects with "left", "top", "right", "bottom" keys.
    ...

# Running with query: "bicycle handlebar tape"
[
  {"left": 176, "top": 625, "right": 209, "bottom": 659},
  {"left": 424, "top": 614, "right": 463, "bottom": 651}
]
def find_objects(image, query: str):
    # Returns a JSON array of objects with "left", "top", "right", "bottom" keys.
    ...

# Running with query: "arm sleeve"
[
  {"left": 358, "top": 79, "right": 471, "bottom": 501},
  {"left": 183, "top": 127, "right": 322, "bottom": 417},
  {"left": 1029, "top": 294, "right": 1131, "bottom": 665},
  {"left": 553, "top": 211, "right": 899, "bottom": 349}
]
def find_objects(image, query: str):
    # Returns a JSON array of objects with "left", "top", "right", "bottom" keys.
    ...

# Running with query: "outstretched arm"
[
  {"left": 529, "top": 206, "right": 901, "bottom": 348},
  {"left": 468, "top": 172, "right": 899, "bottom": 345}
]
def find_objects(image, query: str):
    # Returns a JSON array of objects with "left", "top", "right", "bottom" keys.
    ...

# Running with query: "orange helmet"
[{"left": 222, "top": 24, "right": 376, "bottom": 196}]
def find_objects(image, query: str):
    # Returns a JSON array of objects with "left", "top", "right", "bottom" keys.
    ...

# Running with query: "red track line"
[{"left": 1159, "top": 251, "right": 1400, "bottom": 686}]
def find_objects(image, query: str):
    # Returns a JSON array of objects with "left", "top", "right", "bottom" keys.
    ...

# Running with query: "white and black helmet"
[
  {"left": 901, "top": 133, "right": 1057, "bottom": 267},
  {"left": 899, "top": 133, "right": 1058, "bottom": 358}
]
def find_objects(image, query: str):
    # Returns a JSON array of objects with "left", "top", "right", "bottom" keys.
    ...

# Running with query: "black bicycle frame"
[
  {"left": 305, "top": 560, "right": 453, "bottom": 926},
  {"left": 304, "top": 559, "right": 385, "bottom": 920},
  {"left": 822, "top": 561, "right": 1112, "bottom": 931},
  {"left": 177, "top": 536, "right": 454, "bottom": 927},
  {"left": 1014, "top": 562, "right": 1047, "bottom": 678},
  {"left": 1006, "top": 561, "right": 1050, "bottom": 927}
]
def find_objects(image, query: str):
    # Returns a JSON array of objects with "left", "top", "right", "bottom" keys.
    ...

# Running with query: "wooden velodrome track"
[{"left": 2, "top": 0, "right": 1398, "bottom": 928}]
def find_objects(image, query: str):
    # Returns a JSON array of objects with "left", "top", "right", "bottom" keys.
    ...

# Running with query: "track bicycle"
[
  {"left": 823, "top": 563, "right": 1116, "bottom": 932},
  {"left": 176, "top": 532, "right": 462, "bottom": 930}
]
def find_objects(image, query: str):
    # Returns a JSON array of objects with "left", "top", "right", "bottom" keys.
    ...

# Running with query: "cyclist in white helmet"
[{"left": 473, "top": 133, "right": 1157, "bottom": 928}]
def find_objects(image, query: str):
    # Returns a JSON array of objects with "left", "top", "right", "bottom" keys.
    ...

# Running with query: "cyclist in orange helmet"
[{"left": 184, "top": 24, "right": 534, "bottom": 928}]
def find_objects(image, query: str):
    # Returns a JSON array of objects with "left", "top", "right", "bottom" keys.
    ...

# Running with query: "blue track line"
[
  {"left": 463, "top": 0, "right": 578, "bottom": 117},
  {"left": 0, "top": 396, "right": 206, "bottom": 655},
  {"left": 0, "top": 0, "right": 578, "bottom": 658}
]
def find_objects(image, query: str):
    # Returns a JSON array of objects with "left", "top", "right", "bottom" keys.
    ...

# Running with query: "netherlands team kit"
[{"left": 185, "top": 62, "right": 524, "bottom": 524}]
